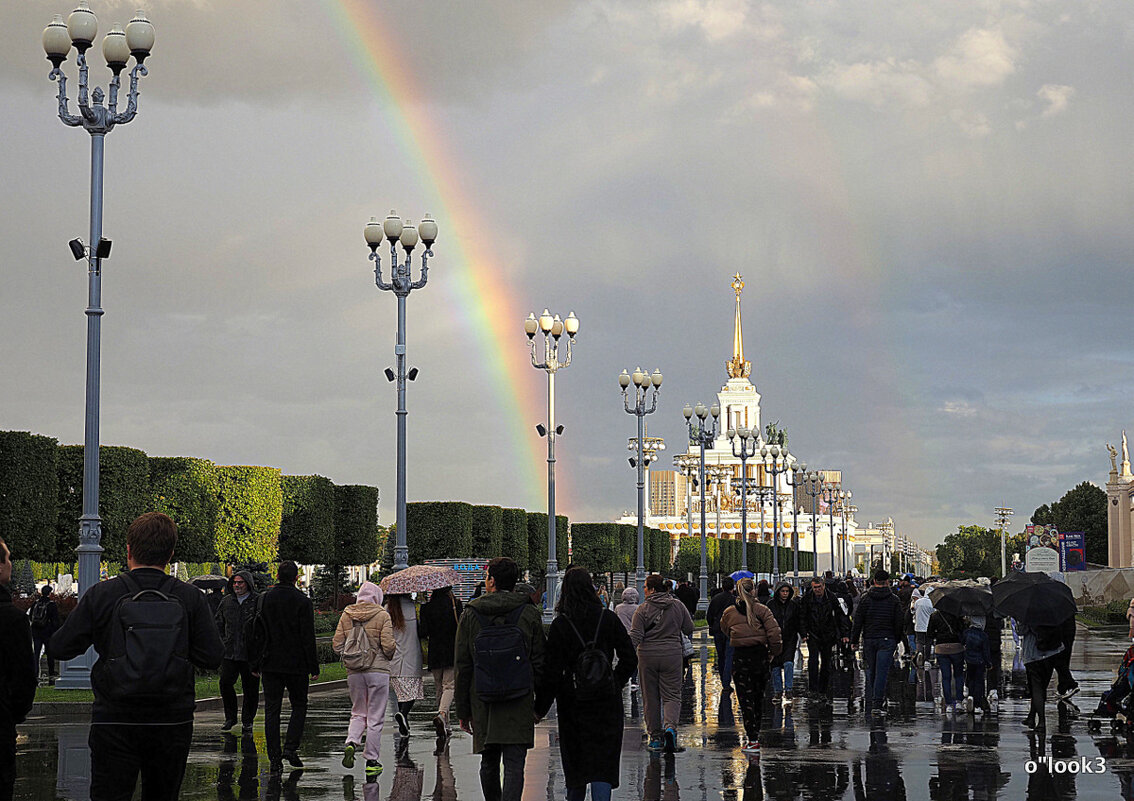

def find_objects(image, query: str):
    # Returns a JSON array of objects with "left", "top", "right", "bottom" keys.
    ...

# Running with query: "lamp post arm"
[
  {"left": 113, "top": 62, "right": 147, "bottom": 125},
  {"left": 529, "top": 337, "right": 550, "bottom": 371},
  {"left": 371, "top": 250, "right": 393, "bottom": 291},
  {"left": 51, "top": 68, "right": 83, "bottom": 127},
  {"left": 560, "top": 336, "right": 574, "bottom": 369},
  {"left": 645, "top": 388, "right": 660, "bottom": 416},
  {"left": 410, "top": 248, "right": 431, "bottom": 290}
]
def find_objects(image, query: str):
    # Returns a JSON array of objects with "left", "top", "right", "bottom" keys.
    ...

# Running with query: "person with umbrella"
[
  {"left": 992, "top": 571, "right": 1077, "bottom": 731},
  {"left": 926, "top": 604, "right": 966, "bottom": 714}
]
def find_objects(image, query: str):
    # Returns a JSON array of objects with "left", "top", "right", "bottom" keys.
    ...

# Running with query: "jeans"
[
  {"left": 862, "top": 637, "right": 896, "bottom": 705},
  {"left": 567, "top": 782, "right": 612, "bottom": 801},
  {"left": 219, "top": 658, "right": 260, "bottom": 725},
  {"left": 713, "top": 633, "right": 733, "bottom": 690},
  {"left": 938, "top": 652, "right": 965, "bottom": 706},
  {"left": 262, "top": 672, "right": 309, "bottom": 763},
  {"left": 479, "top": 743, "right": 528, "bottom": 801},
  {"left": 88, "top": 722, "right": 193, "bottom": 801},
  {"left": 771, "top": 660, "right": 794, "bottom": 694}
]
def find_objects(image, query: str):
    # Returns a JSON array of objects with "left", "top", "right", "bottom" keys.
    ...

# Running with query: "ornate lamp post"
[
  {"left": 728, "top": 427, "right": 759, "bottom": 573},
  {"left": 784, "top": 462, "right": 809, "bottom": 580},
  {"left": 42, "top": 2, "right": 154, "bottom": 691},
  {"left": 365, "top": 211, "right": 438, "bottom": 571},
  {"left": 526, "top": 309, "right": 579, "bottom": 623},
  {"left": 620, "top": 367, "right": 662, "bottom": 597},
  {"left": 802, "top": 472, "right": 824, "bottom": 576},
  {"left": 683, "top": 402, "right": 719, "bottom": 612},
  {"left": 842, "top": 504, "right": 858, "bottom": 574},
  {"left": 674, "top": 453, "right": 699, "bottom": 548},
  {"left": 821, "top": 485, "right": 850, "bottom": 575},
  {"left": 760, "top": 442, "right": 791, "bottom": 584}
]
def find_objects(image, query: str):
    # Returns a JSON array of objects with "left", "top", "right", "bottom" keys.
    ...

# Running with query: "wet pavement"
[{"left": 14, "top": 626, "right": 1134, "bottom": 800}]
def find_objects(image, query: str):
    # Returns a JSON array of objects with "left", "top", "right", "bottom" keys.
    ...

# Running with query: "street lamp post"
[
  {"left": 802, "top": 472, "right": 823, "bottom": 576},
  {"left": 683, "top": 402, "right": 719, "bottom": 612},
  {"left": 841, "top": 504, "right": 857, "bottom": 575},
  {"left": 728, "top": 427, "right": 759, "bottom": 573},
  {"left": 784, "top": 462, "right": 809, "bottom": 581},
  {"left": 760, "top": 442, "right": 791, "bottom": 585},
  {"left": 42, "top": 2, "right": 155, "bottom": 691},
  {"left": 526, "top": 309, "right": 579, "bottom": 623},
  {"left": 620, "top": 367, "right": 663, "bottom": 597},
  {"left": 365, "top": 211, "right": 438, "bottom": 572},
  {"left": 821, "top": 485, "right": 850, "bottom": 575}
]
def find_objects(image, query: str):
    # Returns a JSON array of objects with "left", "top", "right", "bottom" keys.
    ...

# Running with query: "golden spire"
[{"left": 726, "top": 273, "right": 751, "bottom": 379}]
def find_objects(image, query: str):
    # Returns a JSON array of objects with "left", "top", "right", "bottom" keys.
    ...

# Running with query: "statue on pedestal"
[{"left": 1109, "top": 443, "right": 1118, "bottom": 475}]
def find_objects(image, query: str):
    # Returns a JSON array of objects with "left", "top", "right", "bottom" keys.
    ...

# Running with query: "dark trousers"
[
  {"left": 965, "top": 662, "right": 987, "bottom": 707},
  {"left": 713, "top": 633, "right": 734, "bottom": 690},
  {"left": 732, "top": 645, "right": 770, "bottom": 740},
  {"left": 32, "top": 634, "right": 55, "bottom": 676},
  {"left": 862, "top": 637, "right": 896, "bottom": 705},
  {"left": 219, "top": 659, "right": 260, "bottom": 725},
  {"left": 1, "top": 728, "right": 14, "bottom": 801},
  {"left": 808, "top": 641, "right": 834, "bottom": 695},
  {"left": 479, "top": 743, "right": 528, "bottom": 801},
  {"left": 88, "top": 722, "right": 193, "bottom": 801},
  {"left": 1052, "top": 642, "right": 1078, "bottom": 695},
  {"left": 262, "top": 672, "right": 309, "bottom": 763},
  {"left": 1026, "top": 656, "right": 1057, "bottom": 724}
]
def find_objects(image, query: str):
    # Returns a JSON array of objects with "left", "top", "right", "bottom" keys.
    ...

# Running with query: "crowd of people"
[{"left": 0, "top": 511, "right": 1104, "bottom": 801}]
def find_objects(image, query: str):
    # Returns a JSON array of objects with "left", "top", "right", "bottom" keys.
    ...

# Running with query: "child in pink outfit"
[{"left": 333, "top": 581, "right": 396, "bottom": 775}]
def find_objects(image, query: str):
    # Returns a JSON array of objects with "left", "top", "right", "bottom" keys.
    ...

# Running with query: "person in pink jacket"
[{"left": 333, "top": 581, "right": 396, "bottom": 777}]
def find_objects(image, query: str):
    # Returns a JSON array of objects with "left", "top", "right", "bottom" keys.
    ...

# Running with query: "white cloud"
[
  {"left": 820, "top": 58, "right": 933, "bottom": 107},
  {"left": 933, "top": 27, "right": 1018, "bottom": 91},
  {"left": 1038, "top": 83, "right": 1075, "bottom": 117},
  {"left": 660, "top": 0, "right": 749, "bottom": 41}
]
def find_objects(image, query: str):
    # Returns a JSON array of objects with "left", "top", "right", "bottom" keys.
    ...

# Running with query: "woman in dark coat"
[
  {"left": 536, "top": 567, "right": 637, "bottom": 801},
  {"left": 418, "top": 586, "right": 462, "bottom": 737},
  {"left": 766, "top": 581, "right": 800, "bottom": 704}
]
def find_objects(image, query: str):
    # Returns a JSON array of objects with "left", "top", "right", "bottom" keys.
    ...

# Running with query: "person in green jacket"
[{"left": 455, "top": 557, "right": 546, "bottom": 801}]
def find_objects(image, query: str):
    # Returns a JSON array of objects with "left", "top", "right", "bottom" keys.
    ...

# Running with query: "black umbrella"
[
  {"left": 189, "top": 574, "right": 229, "bottom": 591},
  {"left": 991, "top": 571, "right": 1076, "bottom": 625},
  {"left": 928, "top": 585, "right": 993, "bottom": 617}
]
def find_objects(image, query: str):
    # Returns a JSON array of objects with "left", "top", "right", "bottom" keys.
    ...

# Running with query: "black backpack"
[
  {"left": 30, "top": 599, "right": 50, "bottom": 628},
  {"left": 244, "top": 593, "right": 270, "bottom": 671},
  {"left": 471, "top": 605, "right": 533, "bottom": 703},
  {"left": 103, "top": 573, "right": 192, "bottom": 704},
  {"left": 565, "top": 611, "right": 614, "bottom": 702}
]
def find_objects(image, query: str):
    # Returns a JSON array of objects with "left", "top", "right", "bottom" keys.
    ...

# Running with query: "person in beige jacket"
[
  {"left": 719, "top": 578, "right": 782, "bottom": 754},
  {"left": 333, "top": 581, "right": 396, "bottom": 777},
  {"left": 630, "top": 574, "right": 694, "bottom": 753}
]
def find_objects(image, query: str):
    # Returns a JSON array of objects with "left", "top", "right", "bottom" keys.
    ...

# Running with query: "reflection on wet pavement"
[{"left": 14, "top": 626, "right": 1134, "bottom": 800}]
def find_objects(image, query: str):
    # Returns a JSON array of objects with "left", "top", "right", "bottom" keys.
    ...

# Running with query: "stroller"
[{"left": 1088, "top": 644, "right": 1134, "bottom": 733}]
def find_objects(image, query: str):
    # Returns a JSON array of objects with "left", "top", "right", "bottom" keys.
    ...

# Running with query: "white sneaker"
[
  {"left": 988, "top": 691, "right": 999, "bottom": 716},
  {"left": 1058, "top": 686, "right": 1081, "bottom": 702},
  {"left": 963, "top": 696, "right": 974, "bottom": 714}
]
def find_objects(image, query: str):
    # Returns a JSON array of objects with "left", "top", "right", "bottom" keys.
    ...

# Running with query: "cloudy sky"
[{"left": 2, "top": 0, "right": 1132, "bottom": 550}]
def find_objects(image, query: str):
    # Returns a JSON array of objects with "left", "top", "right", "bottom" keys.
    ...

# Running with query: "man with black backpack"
[
  {"left": 455, "top": 556, "right": 545, "bottom": 801},
  {"left": 246, "top": 560, "right": 319, "bottom": 774},
  {"left": 49, "top": 512, "right": 224, "bottom": 801},
  {"left": 28, "top": 584, "right": 60, "bottom": 682}
]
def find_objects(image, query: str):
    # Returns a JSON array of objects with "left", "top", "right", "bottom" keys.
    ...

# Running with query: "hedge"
[
  {"left": 281, "top": 475, "right": 336, "bottom": 564},
  {"left": 405, "top": 501, "right": 474, "bottom": 563},
  {"left": 333, "top": 485, "right": 380, "bottom": 566},
  {"left": 646, "top": 528, "right": 671, "bottom": 573},
  {"left": 571, "top": 523, "right": 621, "bottom": 575},
  {"left": 502, "top": 508, "right": 528, "bottom": 572},
  {"left": 214, "top": 466, "right": 282, "bottom": 564},
  {"left": 527, "top": 513, "right": 569, "bottom": 584},
  {"left": 470, "top": 505, "right": 505, "bottom": 558},
  {"left": 150, "top": 457, "right": 220, "bottom": 562},
  {"left": 0, "top": 432, "right": 59, "bottom": 562},
  {"left": 56, "top": 445, "right": 150, "bottom": 563}
]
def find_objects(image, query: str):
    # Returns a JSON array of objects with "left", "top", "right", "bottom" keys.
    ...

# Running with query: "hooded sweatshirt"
[
  {"left": 215, "top": 569, "right": 258, "bottom": 661},
  {"left": 630, "top": 590, "right": 694, "bottom": 657},
  {"left": 766, "top": 582, "right": 800, "bottom": 660},
  {"left": 615, "top": 587, "right": 639, "bottom": 633},
  {"left": 332, "top": 581, "right": 396, "bottom": 673}
]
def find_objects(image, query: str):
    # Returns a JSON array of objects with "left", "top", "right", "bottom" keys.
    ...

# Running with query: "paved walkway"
[{"left": 13, "top": 626, "right": 1134, "bottom": 800}]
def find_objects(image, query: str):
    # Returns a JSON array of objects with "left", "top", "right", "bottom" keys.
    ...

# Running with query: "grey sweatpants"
[{"left": 638, "top": 649, "right": 683, "bottom": 737}]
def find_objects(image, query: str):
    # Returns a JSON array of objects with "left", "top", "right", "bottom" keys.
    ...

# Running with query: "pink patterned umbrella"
[{"left": 379, "top": 564, "right": 463, "bottom": 595}]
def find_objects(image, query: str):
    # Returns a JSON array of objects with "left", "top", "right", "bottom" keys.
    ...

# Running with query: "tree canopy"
[
  {"left": 1030, "top": 481, "right": 1107, "bottom": 565},
  {"left": 935, "top": 524, "right": 1025, "bottom": 579}
]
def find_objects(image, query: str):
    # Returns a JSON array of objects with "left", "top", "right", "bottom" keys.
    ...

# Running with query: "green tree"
[
  {"left": 214, "top": 466, "right": 282, "bottom": 565},
  {"left": 0, "top": 432, "right": 59, "bottom": 562},
  {"left": 935, "top": 525, "right": 1006, "bottom": 579},
  {"left": 57, "top": 445, "right": 150, "bottom": 563},
  {"left": 280, "top": 475, "right": 335, "bottom": 564},
  {"left": 149, "top": 456, "right": 220, "bottom": 562}
]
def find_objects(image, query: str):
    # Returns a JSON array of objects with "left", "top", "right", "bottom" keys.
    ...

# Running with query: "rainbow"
[{"left": 318, "top": 0, "right": 568, "bottom": 514}]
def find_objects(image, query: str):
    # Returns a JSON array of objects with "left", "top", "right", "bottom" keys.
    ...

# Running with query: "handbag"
[{"left": 681, "top": 633, "right": 695, "bottom": 658}]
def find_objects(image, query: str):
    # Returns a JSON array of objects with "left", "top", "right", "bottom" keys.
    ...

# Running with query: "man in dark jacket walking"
[
  {"left": 706, "top": 578, "right": 735, "bottom": 697},
  {"left": 49, "top": 513, "right": 224, "bottom": 801},
  {"left": 28, "top": 584, "right": 60, "bottom": 682},
  {"left": 0, "top": 536, "right": 37, "bottom": 801},
  {"left": 799, "top": 576, "right": 850, "bottom": 699},
  {"left": 674, "top": 581, "right": 699, "bottom": 617},
  {"left": 215, "top": 569, "right": 259, "bottom": 734},
  {"left": 455, "top": 557, "right": 545, "bottom": 801},
  {"left": 851, "top": 570, "right": 905, "bottom": 716},
  {"left": 248, "top": 560, "right": 318, "bottom": 773}
]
